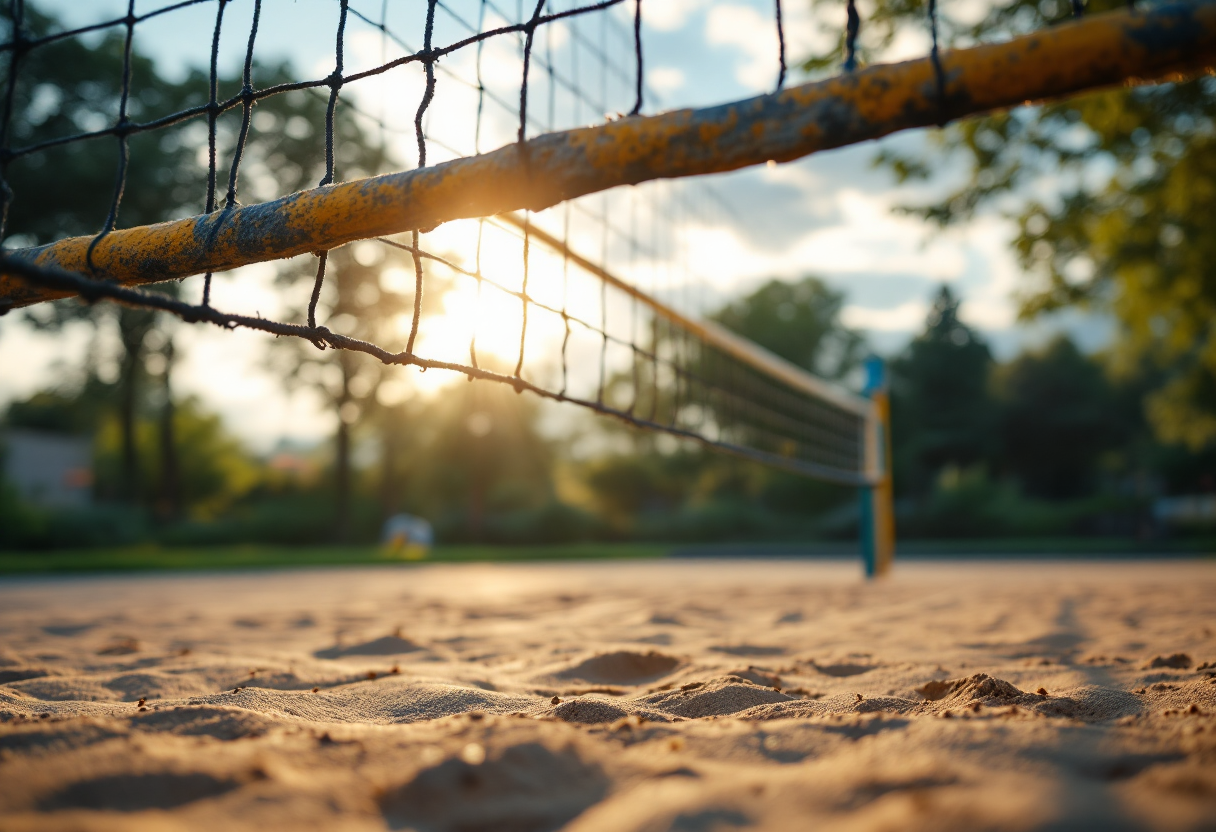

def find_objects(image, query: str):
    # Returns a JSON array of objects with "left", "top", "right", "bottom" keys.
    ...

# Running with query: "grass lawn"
[
  {"left": 0, "top": 543, "right": 669, "bottom": 575},
  {"left": 1, "top": 538, "right": 1211, "bottom": 576}
]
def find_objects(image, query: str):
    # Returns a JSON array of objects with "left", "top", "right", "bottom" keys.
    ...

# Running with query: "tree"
[
  {"left": 586, "top": 275, "right": 866, "bottom": 531},
  {"left": 994, "top": 336, "right": 1135, "bottom": 499},
  {"left": 3, "top": 376, "right": 113, "bottom": 435},
  {"left": 91, "top": 396, "right": 259, "bottom": 519},
  {"left": 890, "top": 285, "right": 997, "bottom": 497},
  {"left": 2, "top": 3, "right": 392, "bottom": 519},
  {"left": 410, "top": 374, "right": 556, "bottom": 539},
  {"left": 270, "top": 244, "right": 421, "bottom": 541},
  {"left": 712, "top": 276, "right": 864, "bottom": 380},
  {"left": 710, "top": 276, "right": 867, "bottom": 515},
  {"left": 820, "top": 0, "right": 1216, "bottom": 451},
  {"left": 2, "top": 5, "right": 210, "bottom": 503}
]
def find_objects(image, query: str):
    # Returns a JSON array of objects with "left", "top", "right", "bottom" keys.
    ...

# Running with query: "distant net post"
[{"left": 860, "top": 356, "right": 895, "bottom": 578}]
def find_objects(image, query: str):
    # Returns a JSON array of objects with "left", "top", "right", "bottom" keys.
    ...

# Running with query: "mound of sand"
[{"left": 2, "top": 560, "right": 1215, "bottom": 830}]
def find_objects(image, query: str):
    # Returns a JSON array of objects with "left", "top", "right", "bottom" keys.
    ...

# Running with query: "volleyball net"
[{"left": 0, "top": 0, "right": 1213, "bottom": 519}]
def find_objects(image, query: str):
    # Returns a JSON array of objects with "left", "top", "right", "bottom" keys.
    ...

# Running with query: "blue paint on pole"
[{"left": 859, "top": 355, "right": 886, "bottom": 578}]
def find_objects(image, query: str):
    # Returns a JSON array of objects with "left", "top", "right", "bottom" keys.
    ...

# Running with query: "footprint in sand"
[
  {"left": 553, "top": 650, "right": 680, "bottom": 685},
  {"left": 42, "top": 622, "right": 98, "bottom": 637},
  {"left": 40, "top": 772, "right": 245, "bottom": 812},
  {"left": 315, "top": 634, "right": 421, "bottom": 659},
  {"left": 379, "top": 743, "right": 608, "bottom": 831},
  {"left": 810, "top": 662, "right": 876, "bottom": 677},
  {"left": 709, "top": 645, "right": 785, "bottom": 657},
  {"left": 96, "top": 637, "right": 140, "bottom": 656}
]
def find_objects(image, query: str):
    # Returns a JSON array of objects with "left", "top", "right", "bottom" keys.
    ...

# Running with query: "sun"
[
  {"left": 385, "top": 219, "right": 564, "bottom": 394},
  {"left": 384, "top": 212, "right": 661, "bottom": 398}
]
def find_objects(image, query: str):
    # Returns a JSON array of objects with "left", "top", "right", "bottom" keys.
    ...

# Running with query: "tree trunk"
[
  {"left": 379, "top": 404, "right": 404, "bottom": 522},
  {"left": 156, "top": 338, "right": 182, "bottom": 521},
  {"left": 468, "top": 478, "right": 485, "bottom": 540},
  {"left": 334, "top": 356, "right": 353, "bottom": 542},
  {"left": 116, "top": 308, "right": 154, "bottom": 505},
  {"left": 335, "top": 418, "right": 351, "bottom": 541},
  {"left": 118, "top": 352, "right": 139, "bottom": 503}
]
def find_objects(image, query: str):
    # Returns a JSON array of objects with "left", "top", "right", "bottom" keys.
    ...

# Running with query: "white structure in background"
[
  {"left": 1153, "top": 494, "right": 1216, "bottom": 530},
  {"left": 381, "top": 514, "right": 434, "bottom": 560},
  {"left": 1, "top": 429, "right": 92, "bottom": 508}
]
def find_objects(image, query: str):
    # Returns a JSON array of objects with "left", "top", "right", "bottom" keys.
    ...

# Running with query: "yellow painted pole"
[
  {"left": 872, "top": 386, "right": 896, "bottom": 576},
  {"left": 860, "top": 357, "right": 895, "bottom": 577},
  {"left": 2, "top": 0, "right": 1214, "bottom": 309}
]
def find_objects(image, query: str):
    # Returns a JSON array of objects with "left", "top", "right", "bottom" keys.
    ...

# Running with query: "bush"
[
  {"left": 434, "top": 501, "right": 606, "bottom": 544},
  {"left": 896, "top": 467, "right": 1151, "bottom": 538},
  {"left": 0, "top": 486, "right": 149, "bottom": 550}
]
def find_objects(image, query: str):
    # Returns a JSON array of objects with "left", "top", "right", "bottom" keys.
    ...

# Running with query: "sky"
[{"left": 0, "top": 0, "right": 1110, "bottom": 451}]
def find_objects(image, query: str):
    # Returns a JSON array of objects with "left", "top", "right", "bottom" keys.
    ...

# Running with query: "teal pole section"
[
  {"left": 859, "top": 481, "right": 876, "bottom": 578},
  {"left": 859, "top": 355, "right": 885, "bottom": 578}
]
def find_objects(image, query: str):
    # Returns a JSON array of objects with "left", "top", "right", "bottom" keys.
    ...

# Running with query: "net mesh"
[{"left": 1, "top": 0, "right": 1198, "bottom": 486}]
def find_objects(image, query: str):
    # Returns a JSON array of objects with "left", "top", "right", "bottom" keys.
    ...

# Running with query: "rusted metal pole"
[{"left": 3, "top": 0, "right": 1214, "bottom": 309}]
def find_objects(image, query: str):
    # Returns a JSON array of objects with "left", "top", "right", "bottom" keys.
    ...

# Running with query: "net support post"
[{"left": 860, "top": 356, "right": 895, "bottom": 578}]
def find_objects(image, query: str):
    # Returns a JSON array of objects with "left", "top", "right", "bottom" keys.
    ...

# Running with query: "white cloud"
[
  {"left": 677, "top": 184, "right": 972, "bottom": 290},
  {"left": 637, "top": 0, "right": 707, "bottom": 32},
  {"left": 841, "top": 300, "right": 930, "bottom": 332},
  {"left": 705, "top": 3, "right": 781, "bottom": 92},
  {"left": 648, "top": 66, "right": 686, "bottom": 96}
]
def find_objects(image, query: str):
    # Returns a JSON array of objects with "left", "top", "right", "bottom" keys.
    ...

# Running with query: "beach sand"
[{"left": 1, "top": 558, "right": 1214, "bottom": 831}]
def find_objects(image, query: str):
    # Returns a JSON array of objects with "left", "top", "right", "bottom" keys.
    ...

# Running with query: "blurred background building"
[{"left": 1, "top": 428, "right": 92, "bottom": 509}]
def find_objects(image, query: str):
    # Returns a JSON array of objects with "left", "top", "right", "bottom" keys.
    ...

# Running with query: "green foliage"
[
  {"left": 0, "top": 477, "right": 149, "bottom": 550},
  {"left": 0, "top": 543, "right": 669, "bottom": 574},
  {"left": 3, "top": 379, "right": 113, "bottom": 434},
  {"left": 1, "top": 6, "right": 207, "bottom": 245},
  {"left": 801, "top": 0, "right": 944, "bottom": 76},
  {"left": 712, "top": 276, "right": 864, "bottom": 379},
  {"left": 436, "top": 501, "right": 605, "bottom": 545},
  {"left": 851, "top": 0, "right": 1216, "bottom": 449},
  {"left": 994, "top": 336, "right": 1140, "bottom": 499},
  {"left": 886, "top": 287, "right": 1179, "bottom": 536},
  {"left": 3, "top": 2, "right": 405, "bottom": 532},
  {"left": 584, "top": 274, "right": 863, "bottom": 537},
  {"left": 896, "top": 465, "right": 1148, "bottom": 539},
  {"left": 582, "top": 452, "right": 703, "bottom": 524},
  {"left": 890, "top": 285, "right": 997, "bottom": 496},
  {"left": 91, "top": 397, "right": 258, "bottom": 517},
  {"left": 411, "top": 379, "right": 556, "bottom": 525},
  {"left": 0, "top": 480, "right": 44, "bottom": 547}
]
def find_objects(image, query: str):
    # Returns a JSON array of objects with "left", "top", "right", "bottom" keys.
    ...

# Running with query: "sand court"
[{"left": 1, "top": 559, "right": 1214, "bottom": 830}]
